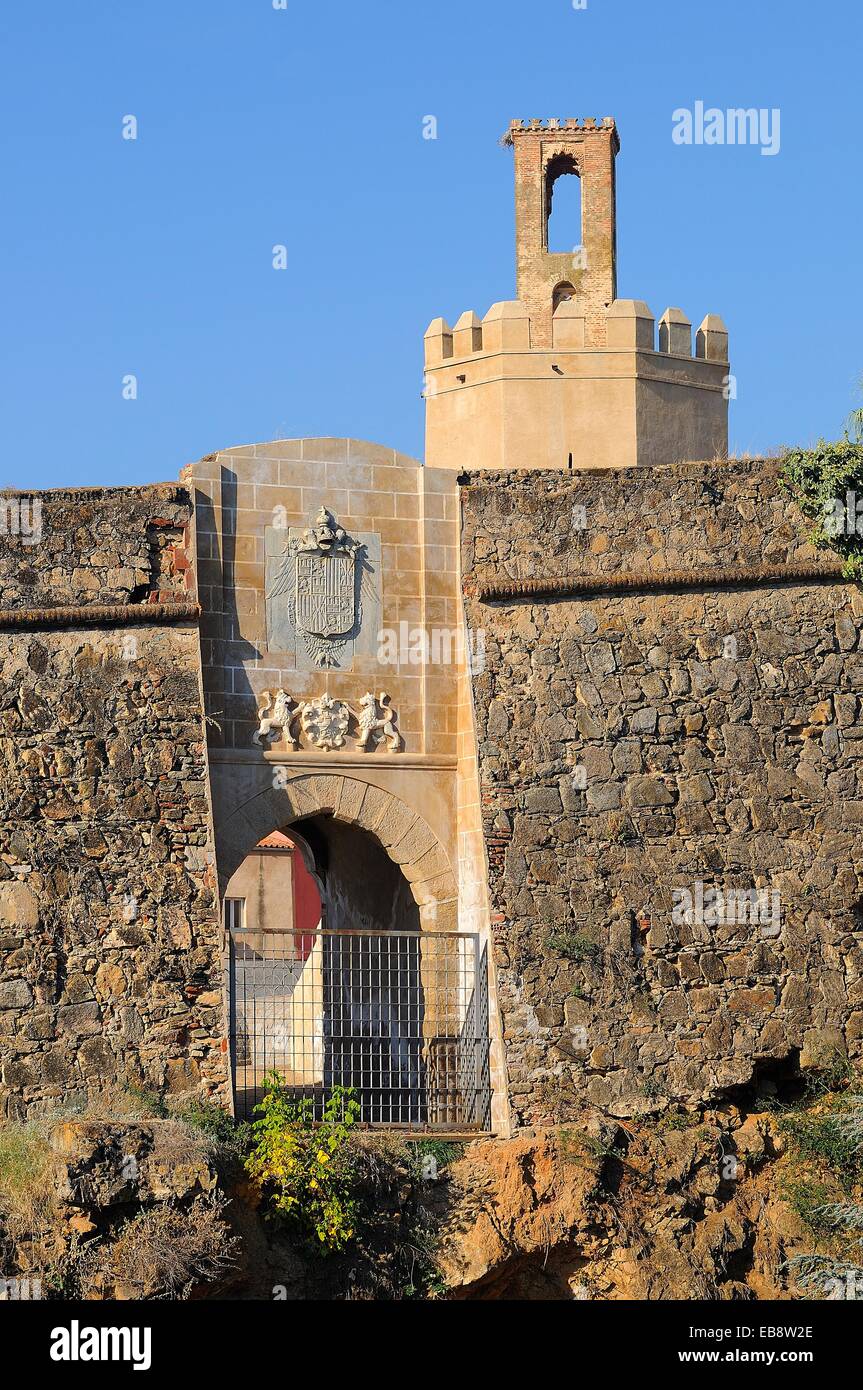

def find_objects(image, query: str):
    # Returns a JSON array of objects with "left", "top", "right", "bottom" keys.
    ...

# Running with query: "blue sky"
[{"left": 2, "top": 0, "right": 861, "bottom": 489}]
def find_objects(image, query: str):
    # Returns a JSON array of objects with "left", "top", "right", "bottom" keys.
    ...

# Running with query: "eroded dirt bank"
[{"left": 432, "top": 1109, "right": 826, "bottom": 1300}]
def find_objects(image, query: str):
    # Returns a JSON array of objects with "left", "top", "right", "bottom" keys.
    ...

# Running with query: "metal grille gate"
[{"left": 229, "top": 928, "right": 491, "bottom": 1131}]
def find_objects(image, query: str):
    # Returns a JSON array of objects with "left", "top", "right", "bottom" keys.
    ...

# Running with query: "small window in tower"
[
  {"left": 553, "top": 282, "right": 576, "bottom": 313},
  {"left": 546, "top": 154, "right": 582, "bottom": 254}
]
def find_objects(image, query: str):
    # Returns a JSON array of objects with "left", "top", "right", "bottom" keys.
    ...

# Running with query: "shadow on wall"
[
  {"left": 195, "top": 466, "right": 260, "bottom": 747},
  {"left": 294, "top": 815, "right": 420, "bottom": 935},
  {"left": 293, "top": 817, "right": 424, "bottom": 1107}
]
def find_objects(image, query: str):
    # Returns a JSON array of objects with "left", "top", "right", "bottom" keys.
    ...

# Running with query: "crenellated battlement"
[
  {"left": 425, "top": 299, "right": 728, "bottom": 367},
  {"left": 502, "top": 116, "right": 619, "bottom": 144},
  {"left": 424, "top": 296, "right": 729, "bottom": 473}
]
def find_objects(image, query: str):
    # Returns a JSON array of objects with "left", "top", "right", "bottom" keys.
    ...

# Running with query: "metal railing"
[{"left": 228, "top": 928, "right": 491, "bottom": 1131}]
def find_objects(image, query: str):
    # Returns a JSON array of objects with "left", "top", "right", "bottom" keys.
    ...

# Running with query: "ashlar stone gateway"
[{"left": 1, "top": 119, "right": 861, "bottom": 1140}]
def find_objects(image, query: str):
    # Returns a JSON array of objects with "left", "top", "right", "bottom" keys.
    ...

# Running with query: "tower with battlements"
[{"left": 424, "top": 118, "right": 729, "bottom": 472}]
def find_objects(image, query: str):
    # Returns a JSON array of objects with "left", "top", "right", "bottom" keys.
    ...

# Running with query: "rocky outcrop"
[
  {"left": 436, "top": 1109, "right": 812, "bottom": 1300},
  {"left": 2, "top": 1119, "right": 235, "bottom": 1300},
  {"left": 1, "top": 1107, "right": 838, "bottom": 1301},
  {"left": 51, "top": 1120, "right": 219, "bottom": 1215}
]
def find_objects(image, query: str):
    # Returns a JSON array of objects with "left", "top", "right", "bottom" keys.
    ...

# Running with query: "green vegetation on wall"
[{"left": 780, "top": 425, "right": 863, "bottom": 579}]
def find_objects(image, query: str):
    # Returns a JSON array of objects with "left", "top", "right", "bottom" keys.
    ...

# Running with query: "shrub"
[
  {"left": 640, "top": 1075, "right": 665, "bottom": 1099},
  {"left": 560, "top": 1128, "right": 625, "bottom": 1166},
  {"left": 344, "top": 1134, "right": 448, "bottom": 1298},
  {"left": 245, "top": 1075, "right": 360, "bottom": 1254},
  {"left": 409, "top": 1139, "right": 463, "bottom": 1178},
  {"left": 547, "top": 928, "right": 600, "bottom": 962},
  {"left": 779, "top": 438, "right": 863, "bottom": 578},
  {"left": 655, "top": 1110, "right": 701, "bottom": 1134},
  {"left": 781, "top": 1084, "right": 863, "bottom": 1294},
  {"left": 802, "top": 1046, "right": 855, "bottom": 1100},
  {"left": 786, "top": 1253, "right": 863, "bottom": 1300},
  {"left": 813, "top": 1201, "right": 863, "bottom": 1232},
  {"left": 173, "top": 1097, "right": 248, "bottom": 1151},
  {"left": 121, "top": 1085, "right": 169, "bottom": 1118},
  {"left": 780, "top": 1112, "right": 863, "bottom": 1189},
  {"left": 783, "top": 1177, "right": 837, "bottom": 1232}
]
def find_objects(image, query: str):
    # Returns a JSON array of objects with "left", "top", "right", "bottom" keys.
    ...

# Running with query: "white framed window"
[{"left": 224, "top": 898, "right": 246, "bottom": 932}]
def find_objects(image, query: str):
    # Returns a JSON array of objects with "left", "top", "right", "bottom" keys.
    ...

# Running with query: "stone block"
[
  {"left": 696, "top": 313, "right": 729, "bottom": 363},
  {"left": 658, "top": 307, "right": 692, "bottom": 356},
  {"left": 606, "top": 300, "right": 655, "bottom": 351}
]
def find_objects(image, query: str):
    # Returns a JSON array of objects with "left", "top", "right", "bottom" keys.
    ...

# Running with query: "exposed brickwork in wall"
[
  {"left": 0, "top": 486, "right": 224, "bottom": 1120},
  {"left": 462, "top": 460, "right": 863, "bottom": 1126}
]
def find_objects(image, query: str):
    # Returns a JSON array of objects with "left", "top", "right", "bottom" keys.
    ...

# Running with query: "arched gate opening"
[{"left": 222, "top": 796, "right": 490, "bottom": 1133}]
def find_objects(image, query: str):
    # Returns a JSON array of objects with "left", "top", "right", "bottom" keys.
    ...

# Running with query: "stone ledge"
[
  {"left": 208, "top": 747, "right": 458, "bottom": 770},
  {"left": 0, "top": 601, "right": 201, "bottom": 630},
  {"left": 476, "top": 560, "right": 847, "bottom": 604}
]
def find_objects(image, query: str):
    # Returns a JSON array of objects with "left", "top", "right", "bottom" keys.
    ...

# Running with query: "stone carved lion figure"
[
  {"left": 252, "top": 690, "right": 300, "bottom": 748},
  {"left": 355, "top": 691, "right": 400, "bottom": 753}
]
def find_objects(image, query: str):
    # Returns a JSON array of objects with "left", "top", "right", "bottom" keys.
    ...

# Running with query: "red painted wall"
[{"left": 291, "top": 841, "right": 322, "bottom": 959}]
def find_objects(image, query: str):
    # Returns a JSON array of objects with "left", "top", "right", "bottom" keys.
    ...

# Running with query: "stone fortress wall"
[
  {"left": 184, "top": 437, "right": 508, "bottom": 1131},
  {"left": 0, "top": 455, "right": 508, "bottom": 1129},
  {"left": 0, "top": 486, "right": 225, "bottom": 1119},
  {"left": 462, "top": 460, "right": 863, "bottom": 1126},
  {"left": 2, "top": 462, "right": 862, "bottom": 1134}
]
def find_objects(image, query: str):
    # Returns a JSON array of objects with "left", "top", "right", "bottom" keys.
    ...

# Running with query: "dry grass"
[
  {"left": 81, "top": 1196, "right": 239, "bottom": 1299},
  {"left": 0, "top": 1097, "right": 241, "bottom": 1299},
  {"left": 0, "top": 1119, "right": 60, "bottom": 1242},
  {"left": 45, "top": 1085, "right": 238, "bottom": 1157}
]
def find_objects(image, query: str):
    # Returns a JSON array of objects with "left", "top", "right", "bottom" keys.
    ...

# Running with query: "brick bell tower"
[
  {"left": 424, "top": 117, "right": 729, "bottom": 473},
  {"left": 510, "top": 116, "right": 618, "bottom": 349}
]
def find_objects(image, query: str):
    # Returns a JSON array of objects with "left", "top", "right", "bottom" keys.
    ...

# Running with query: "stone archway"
[
  {"left": 219, "top": 772, "right": 489, "bottom": 1128},
  {"left": 216, "top": 771, "right": 459, "bottom": 933}
]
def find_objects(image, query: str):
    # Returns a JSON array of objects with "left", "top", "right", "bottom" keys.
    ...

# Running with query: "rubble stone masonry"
[
  {"left": 462, "top": 459, "right": 863, "bottom": 1127},
  {"left": 0, "top": 486, "right": 224, "bottom": 1120}
]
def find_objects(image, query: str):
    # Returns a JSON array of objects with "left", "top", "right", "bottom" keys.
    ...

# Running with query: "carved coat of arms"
[
  {"left": 299, "top": 694, "right": 350, "bottom": 751},
  {"left": 266, "top": 507, "right": 366, "bottom": 668},
  {"left": 253, "top": 690, "right": 402, "bottom": 753}
]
